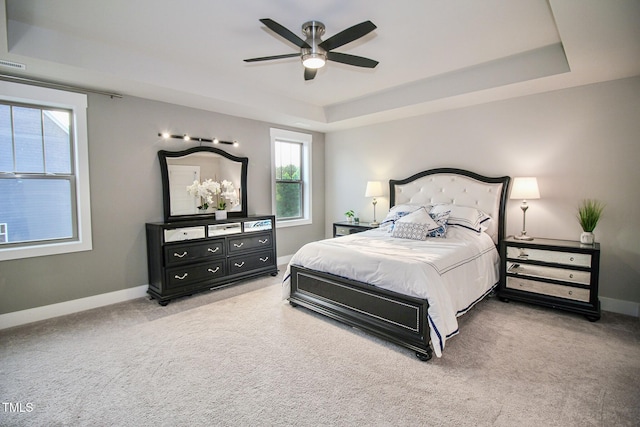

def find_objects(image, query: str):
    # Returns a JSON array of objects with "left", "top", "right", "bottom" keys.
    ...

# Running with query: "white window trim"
[
  {"left": 270, "top": 128, "right": 312, "bottom": 228},
  {"left": 0, "top": 81, "right": 92, "bottom": 261}
]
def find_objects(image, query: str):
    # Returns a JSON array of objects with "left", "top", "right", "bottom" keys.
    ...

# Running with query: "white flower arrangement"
[{"left": 187, "top": 179, "right": 237, "bottom": 211}]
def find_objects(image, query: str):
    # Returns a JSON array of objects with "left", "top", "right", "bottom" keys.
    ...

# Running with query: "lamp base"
[
  {"left": 370, "top": 221, "right": 379, "bottom": 227},
  {"left": 514, "top": 232, "right": 534, "bottom": 241}
]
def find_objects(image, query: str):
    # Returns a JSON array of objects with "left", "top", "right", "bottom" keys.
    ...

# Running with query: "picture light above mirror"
[{"left": 158, "top": 132, "right": 239, "bottom": 147}]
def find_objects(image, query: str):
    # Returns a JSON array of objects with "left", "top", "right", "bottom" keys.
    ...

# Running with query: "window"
[
  {"left": 270, "top": 128, "right": 312, "bottom": 227},
  {"left": 0, "top": 81, "right": 91, "bottom": 261},
  {"left": 275, "top": 141, "right": 302, "bottom": 219}
]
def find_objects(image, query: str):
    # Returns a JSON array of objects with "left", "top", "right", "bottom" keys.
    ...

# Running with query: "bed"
[{"left": 283, "top": 168, "right": 510, "bottom": 361}]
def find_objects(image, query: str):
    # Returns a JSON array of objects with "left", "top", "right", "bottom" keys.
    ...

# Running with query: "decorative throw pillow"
[
  {"left": 392, "top": 221, "right": 429, "bottom": 240},
  {"left": 427, "top": 210, "right": 450, "bottom": 238},
  {"left": 430, "top": 204, "right": 491, "bottom": 233},
  {"left": 380, "top": 204, "right": 429, "bottom": 231},
  {"left": 391, "top": 207, "right": 440, "bottom": 240}
]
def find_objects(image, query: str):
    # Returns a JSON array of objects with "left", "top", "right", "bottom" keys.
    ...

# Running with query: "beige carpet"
[{"left": 1, "top": 270, "right": 639, "bottom": 426}]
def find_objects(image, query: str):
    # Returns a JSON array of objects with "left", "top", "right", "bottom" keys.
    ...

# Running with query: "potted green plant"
[
  {"left": 345, "top": 210, "right": 355, "bottom": 223},
  {"left": 577, "top": 199, "right": 604, "bottom": 244}
]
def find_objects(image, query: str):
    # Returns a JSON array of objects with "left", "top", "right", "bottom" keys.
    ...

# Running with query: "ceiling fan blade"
[
  {"left": 244, "top": 53, "right": 301, "bottom": 63},
  {"left": 304, "top": 68, "right": 317, "bottom": 81},
  {"left": 327, "top": 52, "right": 379, "bottom": 68},
  {"left": 259, "top": 18, "right": 311, "bottom": 49},
  {"left": 319, "top": 21, "right": 377, "bottom": 51}
]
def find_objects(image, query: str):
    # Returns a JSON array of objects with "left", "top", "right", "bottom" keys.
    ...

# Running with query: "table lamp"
[
  {"left": 510, "top": 177, "right": 540, "bottom": 240},
  {"left": 365, "top": 181, "right": 383, "bottom": 226}
]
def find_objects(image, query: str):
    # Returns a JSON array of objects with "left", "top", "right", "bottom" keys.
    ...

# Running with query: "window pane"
[
  {"left": 13, "top": 106, "right": 44, "bottom": 173},
  {"left": 44, "top": 110, "right": 72, "bottom": 174},
  {"left": 276, "top": 181, "right": 302, "bottom": 219},
  {"left": 0, "top": 178, "right": 73, "bottom": 244},
  {"left": 0, "top": 104, "right": 13, "bottom": 172},
  {"left": 275, "top": 141, "right": 301, "bottom": 181}
]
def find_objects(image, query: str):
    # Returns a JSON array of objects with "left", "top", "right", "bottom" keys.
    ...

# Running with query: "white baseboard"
[
  {"left": 2, "top": 276, "right": 636, "bottom": 331},
  {"left": 0, "top": 285, "right": 148, "bottom": 330},
  {"left": 0, "top": 257, "right": 296, "bottom": 330},
  {"left": 600, "top": 296, "right": 639, "bottom": 317},
  {"left": 277, "top": 254, "right": 293, "bottom": 267}
]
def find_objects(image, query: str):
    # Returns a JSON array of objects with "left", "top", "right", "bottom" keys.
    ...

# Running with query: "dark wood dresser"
[{"left": 146, "top": 215, "right": 277, "bottom": 305}]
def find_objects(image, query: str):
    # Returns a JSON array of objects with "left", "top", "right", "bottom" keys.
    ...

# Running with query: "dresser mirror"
[{"left": 158, "top": 146, "right": 248, "bottom": 222}]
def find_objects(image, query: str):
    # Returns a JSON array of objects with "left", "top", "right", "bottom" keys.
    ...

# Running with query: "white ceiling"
[{"left": 1, "top": 0, "right": 639, "bottom": 132}]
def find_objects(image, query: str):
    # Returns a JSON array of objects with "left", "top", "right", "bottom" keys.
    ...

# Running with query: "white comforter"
[{"left": 282, "top": 226, "right": 499, "bottom": 357}]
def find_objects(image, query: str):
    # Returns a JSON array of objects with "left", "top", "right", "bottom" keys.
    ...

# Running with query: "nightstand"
[
  {"left": 499, "top": 236, "right": 601, "bottom": 321},
  {"left": 333, "top": 221, "right": 378, "bottom": 237}
]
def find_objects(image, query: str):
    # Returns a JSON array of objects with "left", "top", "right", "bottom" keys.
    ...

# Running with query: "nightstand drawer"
[
  {"left": 507, "top": 262, "right": 590, "bottom": 285},
  {"left": 506, "top": 277, "right": 589, "bottom": 302},
  {"left": 506, "top": 246, "right": 591, "bottom": 267},
  {"left": 335, "top": 225, "right": 359, "bottom": 236}
]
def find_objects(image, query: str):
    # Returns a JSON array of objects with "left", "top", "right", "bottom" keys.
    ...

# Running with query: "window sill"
[
  {"left": 276, "top": 218, "right": 312, "bottom": 229},
  {"left": 0, "top": 239, "right": 92, "bottom": 261}
]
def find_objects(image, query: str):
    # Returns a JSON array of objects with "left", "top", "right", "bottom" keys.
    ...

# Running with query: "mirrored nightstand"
[
  {"left": 499, "top": 236, "right": 601, "bottom": 321},
  {"left": 333, "top": 221, "right": 378, "bottom": 237}
]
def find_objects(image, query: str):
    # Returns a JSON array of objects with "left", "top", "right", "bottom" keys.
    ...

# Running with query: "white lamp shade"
[
  {"left": 510, "top": 177, "right": 540, "bottom": 200},
  {"left": 365, "top": 181, "right": 383, "bottom": 197}
]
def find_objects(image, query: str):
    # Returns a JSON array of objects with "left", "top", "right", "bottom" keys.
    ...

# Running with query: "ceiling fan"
[{"left": 244, "top": 18, "right": 379, "bottom": 80}]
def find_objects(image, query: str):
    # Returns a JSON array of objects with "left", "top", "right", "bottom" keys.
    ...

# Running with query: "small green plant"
[
  {"left": 345, "top": 210, "right": 355, "bottom": 219},
  {"left": 577, "top": 199, "right": 604, "bottom": 232}
]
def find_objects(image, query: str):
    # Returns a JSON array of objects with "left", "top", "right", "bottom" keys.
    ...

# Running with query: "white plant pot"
[
  {"left": 580, "top": 231, "right": 595, "bottom": 244},
  {"left": 215, "top": 210, "right": 227, "bottom": 220}
]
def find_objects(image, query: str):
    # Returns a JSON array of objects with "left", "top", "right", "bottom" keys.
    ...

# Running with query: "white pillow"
[
  {"left": 430, "top": 204, "right": 492, "bottom": 233},
  {"left": 380, "top": 204, "right": 429, "bottom": 231}
]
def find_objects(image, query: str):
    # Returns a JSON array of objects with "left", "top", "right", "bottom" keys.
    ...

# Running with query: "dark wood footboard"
[{"left": 289, "top": 265, "right": 433, "bottom": 360}]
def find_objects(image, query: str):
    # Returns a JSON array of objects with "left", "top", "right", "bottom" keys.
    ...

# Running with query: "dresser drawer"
[
  {"left": 506, "top": 246, "right": 591, "bottom": 268},
  {"left": 507, "top": 262, "right": 590, "bottom": 285},
  {"left": 228, "top": 233, "right": 273, "bottom": 254},
  {"left": 164, "top": 226, "right": 206, "bottom": 242},
  {"left": 164, "top": 240, "right": 225, "bottom": 265},
  {"left": 506, "top": 276, "right": 589, "bottom": 302},
  {"left": 228, "top": 251, "right": 275, "bottom": 275},
  {"left": 166, "top": 260, "right": 226, "bottom": 289}
]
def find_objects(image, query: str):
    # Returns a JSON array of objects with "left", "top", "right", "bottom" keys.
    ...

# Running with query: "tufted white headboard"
[{"left": 389, "top": 168, "right": 510, "bottom": 245}]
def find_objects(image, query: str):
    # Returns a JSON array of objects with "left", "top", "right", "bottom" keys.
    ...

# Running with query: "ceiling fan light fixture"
[
  {"left": 302, "top": 53, "right": 326, "bottom": 69},
  {"left": 245, "top": 18, "right": 378, "bottom": 80}
]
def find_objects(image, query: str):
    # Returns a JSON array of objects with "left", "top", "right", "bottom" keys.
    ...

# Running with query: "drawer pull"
[
  {"left": 259, "top": 257, "right": 269, "bottom": 262},
  {"left": 174, "top": 273, "right": 188, "bottom": 280},
  {"left": 173, "top": 251, "right": 188, "bottom": 258},
  {"left": 259, "top": 239, "right": 269, "bottom": 244},
  {"left": 233, "top": 242, "right": 244, "bottom": 248},
  {"left": 234, "top": 262, "right": 245, "bottom": 268},
  {"left": 208, "top": 267, "right": 220, "bottom": 274},
  {"left": 569, "top": 273, "right": 574, "bottom": 279},
  {"left": 568, "top": 290, "right": 573, "bottom": 295},
  {"left": 208, "top": 247, "right": 220, "bottom": 253},
  {"left": 570, "top": 257, "right": 574, "bottom": 261}
]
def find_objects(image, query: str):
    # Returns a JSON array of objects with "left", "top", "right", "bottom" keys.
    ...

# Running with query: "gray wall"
[
  {"left": 325, "top": 76, "right": 640, "bottom": 309},
  {"left": 3, "top": 76, "right": 638, "bottom": 315},
  {"left": 0, "top": 94, "right": 325, "bottom": 314}
]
